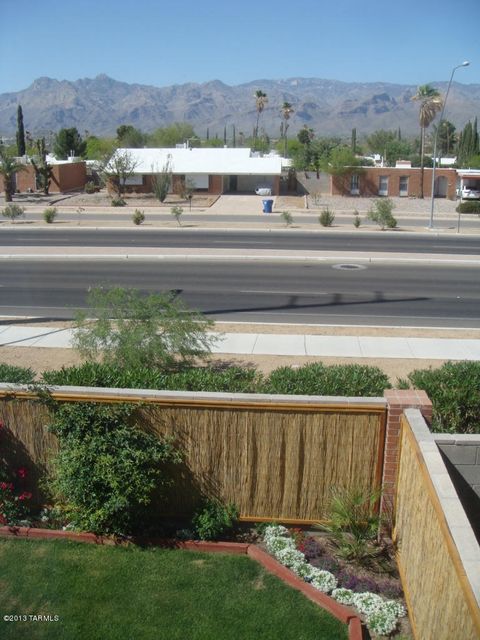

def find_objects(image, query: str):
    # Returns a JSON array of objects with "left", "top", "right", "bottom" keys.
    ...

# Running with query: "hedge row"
[
  {"left": 2, "top": 360, "right": 478, "bottom": 433},
  {"left": 1, "top": 361, "right": 390, "bottom": 397}
]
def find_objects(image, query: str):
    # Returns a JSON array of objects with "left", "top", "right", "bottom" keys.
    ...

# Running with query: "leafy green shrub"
[
  {"left": 42, "top": 362, "right": 261, "bottom": 393},
  {"left": 353, "top": 211, "right": 361, "bottom": 228},
  {"left": 407, "top": 361, "right": 480, "bottom": 433},
  {"left": 192, "top": 499, "right": 239, "bottom": 540},
  {"left": 456, "top": 201, "right": 480, "bottom": 214},
  {"left": 264, "top": 363, "right": 390, "bottom": 397},
  {"left": 43, "top": 207, "right": 57, "bottom": 224},
  {"left": 319, "top": 207, "right": 335, "bottom": 227},
  {"left": 47, "top": 402, "right": 179, "bottom": 536},
  {"left": 367, "top": 199, "right": 397, "bottom": 229},
  {"left": 0, "top": 363, "right": 35, "bottom": 384},
  {"left": 2, "top": 203, "right": 25, "bottom": 222},
  {"left": 84, "top": 181, "right": 98, "bottom": 194},
  {"left": 132, "top": 209, "right": 145, "bottom": 225},
  {"left": 111, "top": 196, "right": 126, "bottom": 207}
]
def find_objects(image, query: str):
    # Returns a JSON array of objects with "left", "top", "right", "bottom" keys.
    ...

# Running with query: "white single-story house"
[{"left": 109, "top": 147, "right": 286, "bottom": 195}]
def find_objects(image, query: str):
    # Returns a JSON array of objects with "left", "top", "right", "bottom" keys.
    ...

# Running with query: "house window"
[
  {"left": 379, "top": 175, "right": 389, "bottom": 196},
  {"left": 399, "top": 176, "right": 409, "bottom": 197},
  {"left": 350, "top": 174, "right": 360, "bottom": 195}
]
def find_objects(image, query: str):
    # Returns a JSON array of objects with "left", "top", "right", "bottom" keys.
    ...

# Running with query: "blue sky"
[{"left": 1, "top": 0, "right": 479, "bottom": 93}]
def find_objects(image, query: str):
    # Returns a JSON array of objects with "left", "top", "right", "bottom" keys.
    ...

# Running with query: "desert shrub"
[
  {"left": 456, "top": 201, "right": 480, "bottom": 214},
  {"left": 171, "top": 205, "right": 183, "bottom": 225},
  {"left": 0, "top": 363, "right": 35, "bottom": 384},
  {"left": 367, "top": 199, "right": 397, "bottom": 229},
  {"left": 73, "top": 286, "right": 216, "bottom": 371},
  {"left": 264, "top": 363, "right": 391, "bottom": 397},
  {"left": 47, "top": 402, "right": 180, "bottom": 536},
  {"left": 84, "top": 181, "right": 97, "bottom": 194},
  {"left": 353, "top": 210, "right": 361, "bottom": 228},
  {"left": 192, "top": 499, "right": 239, "bottom": 540},
  {"left": 43, "top": 207, "right": 57, "bottom": 224},
  {"left": 111, "top": 196, "right": 126, "bottom": 207},
  {"left": 280, "top": 211, "right": 293, "bottom": 226},
  {"left": 132, "top": 209, "right": 145, "bottom": 225},
  {"left": 319, "top": 207, "right": 335, "bottom": 227},
  {"left": 2, "top": 203, "right": 25, "bottom": 222},
  {"left": 42, "top": 362, "right": 261, "bottom": 393},
  {"left": 407, "top": 361, "right": 480, "bottom": 433}
]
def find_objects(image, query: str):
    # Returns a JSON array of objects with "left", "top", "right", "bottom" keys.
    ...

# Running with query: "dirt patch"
[{"left": 252, "top": 574, "right": 266, "bottom": 590}]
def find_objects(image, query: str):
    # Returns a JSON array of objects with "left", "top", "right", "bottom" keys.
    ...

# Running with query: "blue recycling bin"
[{"left": 262, "top": 199, "right": 273, "bottom": 214}]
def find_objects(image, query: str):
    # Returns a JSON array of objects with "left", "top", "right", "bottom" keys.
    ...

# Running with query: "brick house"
[
  {"left": 331, "top": 165, "right": 457, "bottom": 200},
  {"left": 108, "top": 147, "right": 284, "bottom": 195}
]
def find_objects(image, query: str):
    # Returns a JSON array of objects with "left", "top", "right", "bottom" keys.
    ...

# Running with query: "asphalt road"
[
  {"left": 0, "top": 259, "right": 479, "bottom": 327},
  {"left": 1, "top": 228, "right": 480, "bottom": 254}
]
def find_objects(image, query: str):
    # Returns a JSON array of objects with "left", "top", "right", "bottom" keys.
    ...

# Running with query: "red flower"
[
  {"left": 18, "top": 492, "right": 32, "bottom": 501},
  {"left": 8, "top": 483, "right": 13, "bottom": 491},
  {"left": 0, "top": 420, "right": 4, "bottom": 429},
  {"left": 17, "top": 468, "right": 27, "bottom": 479}
]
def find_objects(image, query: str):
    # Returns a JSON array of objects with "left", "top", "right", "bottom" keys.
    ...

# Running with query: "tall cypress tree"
[{"left": 16, "top": 105, "right": 26, "bottom": 156}]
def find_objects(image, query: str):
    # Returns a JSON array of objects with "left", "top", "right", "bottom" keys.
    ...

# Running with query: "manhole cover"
[{"left": 332, "top": 263, "right": 367, "bottom": 271}]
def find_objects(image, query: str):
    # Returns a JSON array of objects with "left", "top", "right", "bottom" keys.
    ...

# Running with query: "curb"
[
  {"left": 0, "top": 525, "right": 363, "bottom": 639},
  {"left": 0, "top": 253, "right": 479, "bottom": 266}
]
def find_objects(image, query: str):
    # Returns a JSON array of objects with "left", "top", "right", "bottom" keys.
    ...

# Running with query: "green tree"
[
  {"left": 0, "top": 147, "right": 26, "bottom": 201},
  {"left": 16, "top": 105, "right": 26, "bottom": 157},
  {"left": 433, "top": 120, "right": 457, "bottom": 156},
  {"left": 412, "top": 85, "right": 443, "bottom": 197},
  {"left": 53, "top": 127, "right": 87, "bottom": 159},
  {"left": 253, "top": 90, "right": 268, "bottom": 150},
  {"left": 322, "top": 146, "right": 361, "bottom": 175},
  {"left": 297, "top": 125, "right": 314, "bottom": 146},
  {"left": 116, "top": 125, "right": 145, "bottom": 148},
  {"left": 281, "top": 101, "right": 294, "bottom": 158},
  {"left": 102, "top": 150, "right": 139, "bottom": 195},
  {"left": 457, "top": 118, "right": 479, "bottom": 167},
  {"left": 147, "top": 123, "right": 196, "bottom": 147},
  {"left": 85, "top": 135, "right": 116, "bottom": 160},
  {"left": 73, "top": 286, "right": 217, "bottom": 370}
]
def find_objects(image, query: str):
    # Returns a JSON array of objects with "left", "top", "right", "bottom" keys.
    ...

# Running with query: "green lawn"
[{"left": 0, "top": 539, "right": 348, "bottom": 640}]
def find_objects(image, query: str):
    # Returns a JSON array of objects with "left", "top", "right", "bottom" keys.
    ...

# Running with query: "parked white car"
[
  {"left": 459, "top": 187, "right": 480, "bottom": 199},
  {"left": 255, "top": 187, "right": 272, "bottom": 196}
]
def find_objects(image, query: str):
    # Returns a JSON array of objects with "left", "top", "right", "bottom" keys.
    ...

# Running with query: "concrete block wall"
[{"left": 436, "top": 435, "right": 480, "bottom": 544}]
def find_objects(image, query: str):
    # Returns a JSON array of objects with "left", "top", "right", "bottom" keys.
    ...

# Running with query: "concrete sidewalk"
[{"left": 1, "top": 325, "right": 479, "bottom": 360}]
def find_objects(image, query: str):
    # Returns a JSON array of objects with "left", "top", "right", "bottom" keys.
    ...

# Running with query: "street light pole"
[{"left": 428, "top": 61, "right": 470, "bottom": 229}]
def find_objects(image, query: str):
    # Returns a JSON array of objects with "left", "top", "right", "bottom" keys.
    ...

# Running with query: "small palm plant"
[{"left": 318, "top": 487, "right": 386, "bottom": 568}]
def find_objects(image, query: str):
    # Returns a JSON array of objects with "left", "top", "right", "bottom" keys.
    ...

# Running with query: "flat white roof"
[{"left": 113, "top": 147, "right": 283, "bottom": 175}]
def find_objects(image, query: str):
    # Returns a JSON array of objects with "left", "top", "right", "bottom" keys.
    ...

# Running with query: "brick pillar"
[{"left": 382, "top": 390, "right": 432, "bottom": 512}]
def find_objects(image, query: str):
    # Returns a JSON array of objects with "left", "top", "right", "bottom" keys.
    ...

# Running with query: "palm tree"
[
  {"left": 281, "top": 101, "right": 294, "bottom": 158},
  {"left": 253, "top": 90, "right": 268, "bottom": 150},
  {"left": 412, "top": 85, "right": 443, "bottom": 198},
  {"left": 0, "top": 148, "right": 26, "bottom": 202}
]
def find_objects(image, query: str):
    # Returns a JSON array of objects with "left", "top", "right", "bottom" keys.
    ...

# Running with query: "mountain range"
[{"left": 0, "top": 74, "right": 479, "bottom": 139}]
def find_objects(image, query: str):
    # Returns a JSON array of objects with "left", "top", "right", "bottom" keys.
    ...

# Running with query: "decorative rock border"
[{"left": 0, "top": 525, "right": 363, "bottom": 639}]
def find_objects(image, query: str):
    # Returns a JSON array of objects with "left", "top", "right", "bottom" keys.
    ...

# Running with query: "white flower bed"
[{"left": 263, "top": 524, "right": 406, "bottom": 637}]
